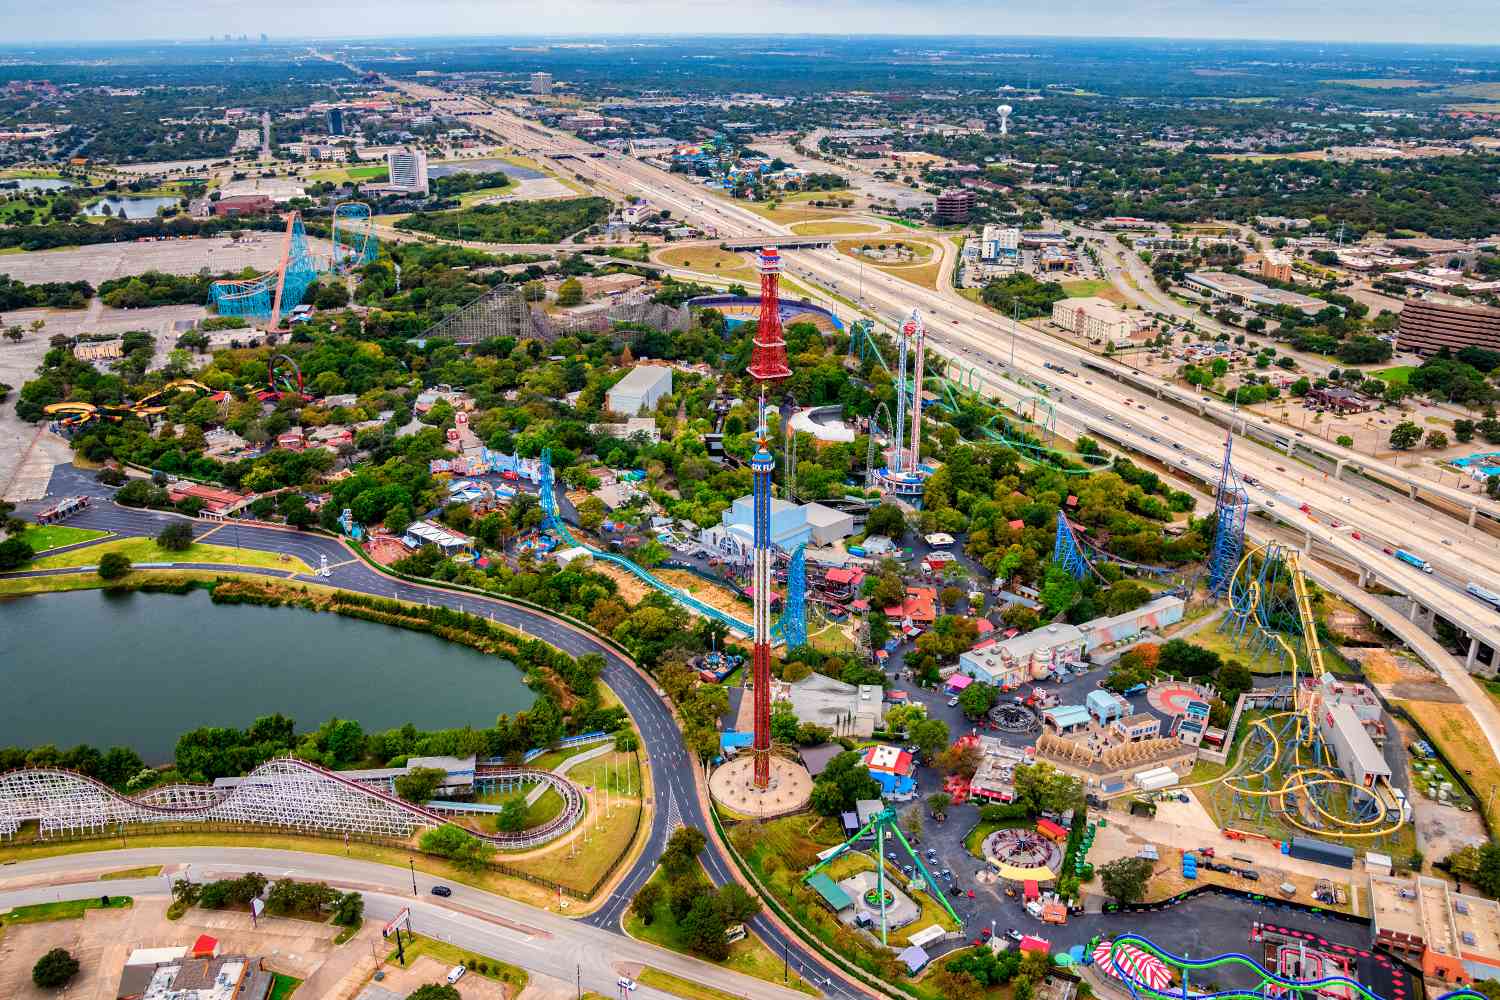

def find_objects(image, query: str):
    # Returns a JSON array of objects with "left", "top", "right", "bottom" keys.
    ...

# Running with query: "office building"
[
  {"left": 935, "top": 188, "right": 976, "bottom": 224},
  {"left": 326, "top": 107, "right": 343, "bottom": 136},
  {"left": 1051, "top": 296, "right": 1142, "bottom": 342},
  {"left": 1396, "top": 299, "right": 1500, "bottom": 357},
  {"left": 980, "top": 224, "right": 1020, "bottom": 262},
  {"left": 386, "top": 147, "right": 429, "bottom": 195},
  {"left": 1371, "top": 874, "right": 1500, "bottom": 986},
  {"left": 530, "top": 72, "right": 553, "bottom": 97}
]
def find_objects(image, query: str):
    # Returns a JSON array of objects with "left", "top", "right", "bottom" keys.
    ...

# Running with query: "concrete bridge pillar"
[
  {"left": 1468, "top": 635, "right": 1482, "bottom": 671},
  {"left": 1471, "top": 506, "right": 1480, "bottom": 528},
  {"left": 1407, "top": 599, "right": 1421, "bottom": 623},
  {"left": 1358, "top": 567, "right": 1370, "bottom": 588},
  {"left": 1303, "top": 530, "right": 1313, "bottom": 555},
  {"left": 1408, "top": 482, "right": 1418, "bottom": 500},
  {"left": 1334, "top": 459, "right": 1347, "bottom": 480}
]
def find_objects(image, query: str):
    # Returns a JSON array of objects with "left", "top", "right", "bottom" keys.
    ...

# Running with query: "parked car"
[
  {"left": 431, "top": 885, "right": 452, "bottom": 897},
  {"left": 947, "top": 696, "right": 960, "bottom": 707},
  {"left": 618, "top": 978, "right": 638, "bottom": 992},
  {"left": 447, "top": 966, "right": 467, "bottom": 985}
]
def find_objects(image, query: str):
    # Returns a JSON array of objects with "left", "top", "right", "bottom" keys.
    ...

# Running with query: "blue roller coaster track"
[
  {"left": 1052, "top": 508, "right": 1095, "bottom": 581},
  {"left": 208, "top": 212, "right": 321, "bottom": 325},
  {"left": 538, "top": 449, "right": 806, "bottom": 645},
  {"left": 332, "top": 202, "right": 378, "bottom": 270}
]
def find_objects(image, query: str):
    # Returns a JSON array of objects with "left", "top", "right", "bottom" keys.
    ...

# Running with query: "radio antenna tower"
[{"left": 747, "top": 247, "right": 791, "bottom": 790}]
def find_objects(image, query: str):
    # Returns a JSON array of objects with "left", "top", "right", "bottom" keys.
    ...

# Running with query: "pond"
[
  {"left": 86, "top": 195, "right": 180, "bottom": 220},
  {"left": 1, "top": 177, "right": 75, "bottom": 192},
  {"left": 0, "top": 589, "right": 534, "bottom": 762}
]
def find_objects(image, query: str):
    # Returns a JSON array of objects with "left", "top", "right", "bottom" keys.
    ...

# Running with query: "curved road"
[{"left": 6, "top": 492, "right": 866, "bottom": 999}]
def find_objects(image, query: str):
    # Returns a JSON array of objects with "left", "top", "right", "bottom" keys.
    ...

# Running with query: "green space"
[
  {"left": 474, "top": 785, "right": 567, "bottom": 833},
  {"left": 17, "top": 524, "right": 109, "bottom": 552},
  {"left": 101, "top": 865, "right": 163, "bottom": 880},
  {"left": 637, "top": 968, "right": 746, "bottom": 1000},
  {"left": 29, "top": 537, "right": 313, "bottom": 574},
  {"left": 505, "top": 750, "right": 643, "bottom": 890},
  {"left": 268, "top": 974, "right": 301, "bottom": 1000},
  {"left": 332, "top": 917, "right": 362, "bottom": 945},
  {"left": 1372, "top": 365, "right": 1416, "bottom": 386},
  {"left": 624, "top": 863, "right": 815, "bottom": 994},
  {"left": 1059, "top": 278, "right": 1116, "bottom": 298},
  {"left": 386, "top": 933, "right": 529, "bottom": 993},
  {"left": 307, "top": 164, "right": 388, "bottom": 184},
  {"left": 0, "top": 896, "right": 132, "bottom": 924},
  {"left": 395, "top": 196, "right": 611, "bottom": 244},
  {"left": 526, "top": 740, "right": 608, "bottom": 771}
]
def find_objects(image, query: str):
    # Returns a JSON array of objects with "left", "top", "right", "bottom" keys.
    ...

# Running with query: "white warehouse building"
[
  {"left": 606, "top": 365, "right": 673, "bottom": 416},
  {"left": 1051, "top": 297, "right": 1142, "bottom": 342}
]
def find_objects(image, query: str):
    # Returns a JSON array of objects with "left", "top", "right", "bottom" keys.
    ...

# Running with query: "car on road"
[
  {"left": 1006, "top": 928, "right": 1024, "bottom": 942},
  {"left": 1161, "top": 415, "right": 1170, "bottom": 421},
  {"left": 947, "top": 696, "right": 960, "bottom": 707},
  {"left": 618, "top": 978, "right": 638, "bottom": 992},
  {"left": 1264, "top": 500, "right": 1276, "bottom": 508},
  {"left": 431, "top": 885, "right": 452, "bottom": 897},
  {"left": 1340, "top": 496, "right": 1352, "bottom": 504},
  {"left": 1352, "top": 531, "right": 1361, "bottom": 540}
]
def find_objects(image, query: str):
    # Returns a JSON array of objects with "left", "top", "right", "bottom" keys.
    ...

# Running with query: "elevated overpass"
[{"left": 721, "top": 236, "right": 836, "bottom": 251}]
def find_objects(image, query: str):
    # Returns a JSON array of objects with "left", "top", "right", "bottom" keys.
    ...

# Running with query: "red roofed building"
[
  {"left": 1007, "top": 519, "right": 1025, "bottom": 532},
  {"left": 190, "top": 934, "right": 219, "bottom": 958},
  {"left": 884, "top": 586, "right": 937, "bottom": 625},
  {"left": 167, "top": 482, "right": 252, "bottom": 517},
  {"left": 1036, "top": 818, "right": 1068, "bottom": 841},
  {"left": 1019, "top": 935, "right": 1051, "bottom": 955},
  {"left": 860, "top": 744, "right": 916, "bottom": 797},
  {"left": 212, "top": 195, "right": 276, "bottom": 218}
]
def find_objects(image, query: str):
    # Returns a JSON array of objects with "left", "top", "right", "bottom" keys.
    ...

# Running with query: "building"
[
  {"left": 1396, "top": 299, "right": 1500, "bottom": 357},
  {"left": 1077, "top": 595, "right": 1185, "bottom": 652},
  {"left": 860, "top": 744, "right": 916, "bottom": 798},
  {"left": 1259, "top": 251, "right": 1293, "bottom": 283},
  {"left": 116, "top": 951, "right": 275, "bottom": 1000},
  {"left": 606, "top": 365, "right": 673, "bottom": 415},
  {"left": 211, "top": 194, "right": 276, "bottom": 218},
  {"left": 1305, "top": 386, "right": 1373, "bottom": 414},
  {"left": 327, "top": 107, "right": 344, "bottom": 136},
  {"left": 1184, "top": 271, "right": 1334, "bottom": 317},
  {"left": 969, "top": 737, "right": 1028, "bottom": 802},
  {"left": 166, "top": 482, "right": 253, "bottom": 518},
  {"left": 703, "top": 494, "right": 811, "bottom": 559},
  {"left": 958, "top": 622, "right": 1086, "bottom": 687},
  {"left": 1316, "top": 701, "right": 1391, "bottom": 788},
  {"left": 73, "top": 339, "right": 123, "bottom": 362},
  {"left": 1370, "top": 873, "right": 1500, "bottom": 986},
  {"left": 773, "top": 673, "right": 884, "bottom": 737},
  {"left": 1051, "top": 297, "right": 1140, "bottom": 342},
  {"left": 935, "top": 188, "right": 976, "bottom": 224},
  {"left": 401, "top": 519, "right": 473, "bottom": 556},
  {"left": 386, "top": 147, "right": 429, "bottom": 195},
  {"left": 1086, "top": 689, "right": 1128, "bottom": 725},
  {"left": 803, "top": 502, "right": 856, "bottom": 546},
  {"left": 885, "top": 586, "right": 938, "bottom": 627},
  {"left": 530, "top": 72, "right": 553, "bottom": 97},
  {"left": 1098, "top": 216, "right": 1156, "bottom": 231},
  {"left": 980, "top": 224, "right": 1020, "bottom": 262}
]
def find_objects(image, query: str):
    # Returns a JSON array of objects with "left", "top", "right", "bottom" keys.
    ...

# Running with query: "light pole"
[{"left": 409, "top": 858, "right": 417, "bottom": 896}]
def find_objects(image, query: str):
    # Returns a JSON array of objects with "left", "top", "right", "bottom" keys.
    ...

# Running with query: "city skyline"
[{"left": 3, "top": 1, "right": 1500, "bottom": 46}]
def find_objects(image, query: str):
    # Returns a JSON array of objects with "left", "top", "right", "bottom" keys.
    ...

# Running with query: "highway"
[
  {"left": 0, "top": 851, "right": 810, "bottom": 1000},
  {"left": 437, "top": 99, "right": 1500, "bottom": 653},
  {"left": 6, "top": 486, "right": 867, "bottom": 1000}
]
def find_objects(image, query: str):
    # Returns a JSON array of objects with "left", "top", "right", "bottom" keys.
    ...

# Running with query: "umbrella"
[{"left": 1093, "top": 940, "right": 1173, "bottom": 992}]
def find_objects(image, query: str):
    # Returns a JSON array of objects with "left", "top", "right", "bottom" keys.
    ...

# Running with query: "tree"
[
  {"left": 556, "top": 277, "right": 584, "bottom": 306},
  {"left": 909, "top": 718, "right": 950, "bottom": 760},
  {"left": 498, "top": 796, "right": 528, "bottom": 833},
  {"left": 682, "top": 894, "right": 730, "bottom": 960},
  {"left": 934, "top": 741, "right": 982, "bottom": 779},
  {"left": 1216, "top": 660, "right": 1253, "bottom": 701},
  {"left": 1099, "top": 856, "right": 1154, "bottom": 903},
  {"left": 809, "top": 749, "right": 881, "bottom": 816},
  {"left": 332, "top": 890, "right": 364, "bottom": 927},
  {"left": 0, "top": 535, "right": 34, "bottom": 570},
  {"left": 927, "top": 791, "right": 953, "bottom": 818},
  {"left": 1389, "top": 421, "right": 1422, "bottom": 450},
  {"left": 1014, "top": 762, "right": 1082, "bottom": 815},
  {"left": 395, "top": 766, "right": 447, "bottom": 803},
  {"left": 716, "top": 882, "right": 761, "bottom": 924},
  {"left": 632, "top": 880, "right": 665, "bottom": 925},
  {"left": 1157, "top": 638, "right": 1222, "bottom": 678},
  {"left": 406, "top": 987, "right": 462, "bottom": 1000},
  {"left": 957, "top": 681, "right": 997, "bottom": 720},
  {"left": 1335, "top": 435, "right": 1354, "bottom": 448},
  {"left": 97, "top": 552, "right": 132, "bottom": 580},
  {"left": 577, "top": 495, "right": 607, "bottom": 533},
  {"left": 1426, "top": 430, "right": 1449, "bottom": 450},
  {"left": 156, "top": 520, "right": 195, "bottom": 551},
  {"left": 32, "top": 947, "right": 80, "bottom": 988},
  {"left": 865, "top": 503, "right": 907, "bottom": 540},
  {"left": 661, "top": 826, "right": 707, "bottom": 877}
]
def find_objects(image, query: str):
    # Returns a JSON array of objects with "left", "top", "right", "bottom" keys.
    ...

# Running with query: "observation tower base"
[{"left": 709, "top": 755, "right": 812, "bottom": 819}]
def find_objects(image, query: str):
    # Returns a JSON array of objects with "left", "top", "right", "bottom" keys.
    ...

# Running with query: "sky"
[{"left": 2, "top": 0, "right": 1498, "bottom": 46}]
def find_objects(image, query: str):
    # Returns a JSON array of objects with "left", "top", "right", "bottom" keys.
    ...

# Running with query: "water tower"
[{"left": 997, "top": 104, "right": 1013, "bottom": 136}]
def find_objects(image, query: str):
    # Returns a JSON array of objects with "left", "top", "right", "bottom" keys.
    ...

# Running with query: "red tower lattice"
[
  {"left": 748, "top": 247, "right": 792, "bottom": 383},
  {"left": 747, "top": 246, "right": 790, "bottom": 789}
]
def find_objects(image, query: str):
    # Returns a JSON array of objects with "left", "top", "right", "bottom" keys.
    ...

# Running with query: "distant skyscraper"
[
  {"left": 327, "top": 108, "right": 344, "bottom": 136},
  {"left": 530, "top": 72, "right": 553, "bottom": 97},
  {"left": 387, "top": 147, "right": 429, "bottom": 195}
]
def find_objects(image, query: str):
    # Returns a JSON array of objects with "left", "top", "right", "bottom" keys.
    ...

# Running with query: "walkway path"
[{"left": 526, "top": 739, "right": 615, "bottom": 807}]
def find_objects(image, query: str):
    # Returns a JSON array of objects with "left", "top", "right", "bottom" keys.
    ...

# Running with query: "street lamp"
[{"left": 409, "top": 858, "right": 417, "bottom": 896}]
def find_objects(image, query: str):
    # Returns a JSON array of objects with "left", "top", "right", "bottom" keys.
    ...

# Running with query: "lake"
[
  {"left": 0, "top": 589, "right": 535, "bottom": 762},
  {"left": 86, "top": 195, "right": 180, "bottom": 220}
]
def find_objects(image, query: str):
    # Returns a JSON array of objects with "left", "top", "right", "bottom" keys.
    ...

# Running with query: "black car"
[{"left": 431, "top": 885, "right": 453, "bottom": 897}]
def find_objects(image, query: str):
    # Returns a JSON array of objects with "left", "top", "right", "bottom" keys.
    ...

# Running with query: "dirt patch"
[
  {"left": 593, "top": 562, "right": 653, "bottom": 604},
  {"left": 656, "top": 568, "right": 752, "bottom": 621},
  {"left": 1386, "top": 682, "right": 1464, "bottom": 703}
]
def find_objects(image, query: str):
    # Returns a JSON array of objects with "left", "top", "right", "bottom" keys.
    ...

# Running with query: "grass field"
[
  {"left": 657, "top": 245, "right": 757, "bottom": 282},
  {"left": 1, "top": 896, "right": 132, "bottom": 924},
  {"left": 1322, "top": 78, "right": 1436, "bottom": 89},
  {"left": 624, "top": 863, "right": 816, "bottom": 993},
  {"left": 527, "top": 740, "right": 609, "bottom": 772},
  {"left": 474, "top": 785, "right": 567, "bottom": 833},
  {"left": 101, "top": 865, "right": 163, "bottom": 880},
  {"left": 387, "top": 934, "right": 529, "bottom": 992},
  {"left": 638, "top": 968, "right": 746, "bottom": 1000},
  {"left": 1395, "top": 699, "right": 1500, "bottom": 831},
  {"left": 835, "top": 238, "right": 943, "bottom": 289},
  {"left": 17, "top": 524, "right": 108, "bottom": 552},
  {"left": 306, "top": 164, "right": 388, "bottom": 184},
  {"left": 789, "top": 220, "right": 881, "bottom": 236},
  {"left": 268, "top": 974, "right": 301, "bottom": 1000},
  {"left": 30, "top": 537, "right": 313, "bottom": 574},
  {"left": 1060, "top": 278, "right": 1127, "bottom": 304},
  {"left": 1373, "top": 365, "right": 1416, "bottom": 386},
  {"left": 505, "top": 750, "right": 642, "bottom": 891}
]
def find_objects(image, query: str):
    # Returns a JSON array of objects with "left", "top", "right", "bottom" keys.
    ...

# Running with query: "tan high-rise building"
[{"left": 1396, "top": 298, "right": 1500, "bottom": 356}]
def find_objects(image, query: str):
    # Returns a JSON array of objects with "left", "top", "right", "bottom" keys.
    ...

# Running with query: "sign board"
[
  {"left": 383, "top": 907, "right": 411, "bottom": 937},
  {"left": 251, "top": 898, "right": 265, "bottom": 918}
]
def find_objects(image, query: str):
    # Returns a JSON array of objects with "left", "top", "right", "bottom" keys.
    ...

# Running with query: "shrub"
[
  {"left": 156, "top": 521, "right": 195, "bottom": 551},
  {"left": 98, "top": 552, "right": 133, "bottom": 580},
  {"left": 32, "top": 947, "right": 80, "bottom": 988}
]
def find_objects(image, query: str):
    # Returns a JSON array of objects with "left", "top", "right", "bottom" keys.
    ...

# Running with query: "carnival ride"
[
  {"left": 1094, "top": 933, "right": 1481, "bottom": 1000},
  {"left": 1192, "top": 541, "right": 1405, "bottom": 841},
  {"left": 1052, "top": 507, "right": 1177, "bottom": 580},
  {"left": 0, "top": 757, "right": 583, "bottom": 850},
  {"left": 208, "top": 211, "right": 322, "bottom": 328},
  {"left": 805, "top": 804, "right": 963, "bottom": 946},
  {"left": 331, "top": 202, "right": 378, "bottom": 271},
  {"left": 872, "top": 309, "right": 933, "bottom": 498},
  {"left": 42, "top": 379, "right": 214, "bottom": 430},
  {"left": 263, "top": 352, "right": 306, "bottom": 400}
]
